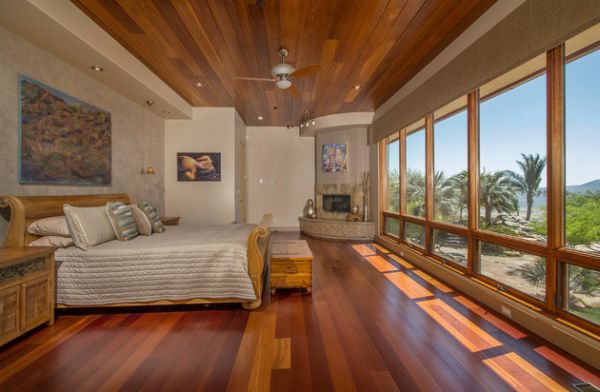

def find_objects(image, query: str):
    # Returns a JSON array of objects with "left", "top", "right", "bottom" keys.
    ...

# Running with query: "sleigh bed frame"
[{"left": 0, "top": 193, "right": 271, "bottom": 310}]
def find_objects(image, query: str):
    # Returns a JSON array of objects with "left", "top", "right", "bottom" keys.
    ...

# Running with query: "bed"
[{"left": 0, "top": 193, "right": 272, "bottom": 310}]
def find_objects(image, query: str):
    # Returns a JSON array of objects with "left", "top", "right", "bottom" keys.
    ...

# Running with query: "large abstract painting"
[
  {"left": 177, "top": 152, "right": 221, "bottom": 181},
  {"left": 322, "top": 143, "right": 348, "bottom": 173},
  {"left": 19, "top": 75, "right": 111, "bottom": 185}
]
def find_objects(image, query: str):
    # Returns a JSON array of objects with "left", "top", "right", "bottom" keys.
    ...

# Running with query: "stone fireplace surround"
[
  {"left": 316, "top": 183, "right": 363, "bottom": 220},
  {"left": 298, "top": 182, "right": 375, "bottom": 241},
  {"left": 299, "top": 126, "right": 375, "bottom": 241}
]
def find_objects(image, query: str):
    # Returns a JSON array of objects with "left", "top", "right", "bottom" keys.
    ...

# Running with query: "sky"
[{"left": 388, "top": 48, "right": 600, "bottom": 187}]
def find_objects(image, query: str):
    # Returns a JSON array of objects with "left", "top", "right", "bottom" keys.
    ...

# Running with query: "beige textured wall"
[
  {"left": 316, "top": 127, "right": 370, "bottom": 186},
  {"left": 0, "top": 26, "right": 165, "bottom": 241}
]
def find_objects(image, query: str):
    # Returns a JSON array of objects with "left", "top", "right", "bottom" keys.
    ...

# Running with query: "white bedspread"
[{"left": 55, "top": 223, "right": 257, "bottom": 305}]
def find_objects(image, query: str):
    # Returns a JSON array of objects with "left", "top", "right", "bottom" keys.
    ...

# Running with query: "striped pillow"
[
  {"left": 106, "top": 202, "right": 139, "bottom": 241},
  {"left": 137, "top": 201, "right": 165, "bottom": 233}
]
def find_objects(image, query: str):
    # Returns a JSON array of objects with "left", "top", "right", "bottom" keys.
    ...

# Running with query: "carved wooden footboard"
[{"left": 0, "top": 194, "right": 272, "bottom": 310}]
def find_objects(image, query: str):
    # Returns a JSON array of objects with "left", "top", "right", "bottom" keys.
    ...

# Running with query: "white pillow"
[
  {"left": 30, "top": 236, "right": 74, "bottom": 248},
  {"left": 63, "top": 204, "right": 116, "bottom": 250},
  {"left": 28, "top": 216, "right": 70, "bottom": 237},
  {"left": 130, "top": 205, "right": 153, "bottom": 236}
]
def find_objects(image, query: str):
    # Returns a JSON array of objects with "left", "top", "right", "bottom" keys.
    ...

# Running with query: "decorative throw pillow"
[
  {"left": 28, "top": 216, "right": 71, "bottom": 237},
  {"left": 63, "top": 204, "right": 117, "bottom": 250},
  {"left": 106, "top": 202, "right": 139, "bottom": 241},
  {"left": 130, "top": 205, "right": 153, "bottom": 236},
  {"left": 29, "top": 236, "right": 74, "bottom": 248},
  {"left": 136, "top": 201, "right": 165, "bottom": 233}
]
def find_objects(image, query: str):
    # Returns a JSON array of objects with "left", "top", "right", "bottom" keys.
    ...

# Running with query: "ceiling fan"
[{"left": 234, "top": 48, "right": 321, "bottom": 98}]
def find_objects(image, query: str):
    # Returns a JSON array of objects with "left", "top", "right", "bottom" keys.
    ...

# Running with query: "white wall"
[
  {"left": 247, "top": 127, "right": 314, "bottom": 229},
  {"left": 234, "top": 111, "right": 247, "bottom": 223},
  {"left": 164, "top": 108, "right": 236, "bottom": 225},
  {"left": 0, "top": 26, "right": 164, "bottom": 242}
]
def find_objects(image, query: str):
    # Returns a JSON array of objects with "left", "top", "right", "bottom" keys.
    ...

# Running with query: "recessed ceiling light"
[
  {"left": 196, "top": 82, "right": 203, "bottom": 87},
  {"left": 257, "top": 116, "right": 264, "bottom": 120},
  {"left": 90, "top": 65, "right": 103, "bottom": 72},
  {"left": 145, "top": 99, "right": 154, "bottom": 106},
  {"left": 311, "top": 120, "right": 316, "bottom": 125},
  {"left": 354, "top": 84, "right": 361, "bottom": 91},
  {"left": 162, "top": 110, "right": 170, "bottom": 115}
]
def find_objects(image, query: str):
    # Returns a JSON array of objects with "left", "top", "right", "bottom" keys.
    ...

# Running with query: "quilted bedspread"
[{"left": 55, "top": 223, "right": 257, "bottom": 305}]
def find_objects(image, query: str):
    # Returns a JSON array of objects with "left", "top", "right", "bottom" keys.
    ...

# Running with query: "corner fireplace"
[{"left": 322, "top": 194, "right": 351, "bottom": 213}]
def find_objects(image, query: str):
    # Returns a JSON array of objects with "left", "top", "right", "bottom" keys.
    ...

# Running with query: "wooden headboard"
[{"left": 0, "top": 193, "right": 132, "bottom": 246}]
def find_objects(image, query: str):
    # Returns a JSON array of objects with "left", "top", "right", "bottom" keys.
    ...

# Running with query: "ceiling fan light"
[
  {"left": 276, "top": 79, "right": 292, "bottom": 89},
  {"left": 271, "top": 63, "right": 295, "bottom": 78}
]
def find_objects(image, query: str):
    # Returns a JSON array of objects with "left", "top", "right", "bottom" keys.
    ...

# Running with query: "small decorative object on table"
[
  {"left": 303, "top": 199, "right": 316, "bottom": 219},
  {"left": 270, "top": 240, "right": 313, "bottom": 294},
  {"left": 361, "top": 172, "right": 370, "bottom": 222},
  {"left": 346, "top": 214, "right": 361, "bottom": 222},
  {"left": 160, "top": 217, "right": 180, "bottom": 226},
  {"left": 0, "top": 247, "right": 55, "bottom": 347},
  {"left": 351, "top": 204, "right": 360, "bottom": 215}
]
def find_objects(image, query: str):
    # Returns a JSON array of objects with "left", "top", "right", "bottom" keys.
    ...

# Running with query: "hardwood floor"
[{"left": 0, "top": 232, "right": 598, "bottom": 391}]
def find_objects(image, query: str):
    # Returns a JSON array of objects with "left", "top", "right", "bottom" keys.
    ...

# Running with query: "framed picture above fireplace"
[{"left": 322, "top": 143, "right": 348, "bottom": 173}]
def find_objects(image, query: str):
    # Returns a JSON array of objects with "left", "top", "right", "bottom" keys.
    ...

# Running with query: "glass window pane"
[
  {"left": 386, "top": 137, "right": 400, "bottom": 213},
  {"left": 404, "top": 222, "right": 425, "bottom": 248},
  {"left": 566, "top": 264, "right": 600, "bottom": 325},
  {"left": 479, "top": 71, "right": 547, "bottom": 242},
  {"left": 434, "top": 108, "right": 468, "bottom": 225},
  {"left": 406, "top": 129, "right": 426, "bottom": 217},
  {"left": 565, "top": 48, "right": 600, "bottom": 256},
  {"left": 384, "top": 216, "right": 400, "bottom": 237},
  {"left": 432, "top": 230, "right": 467, "bottom": 266},
  {"left": 479, "top": 242, "right": 546, "bottom": 301}
]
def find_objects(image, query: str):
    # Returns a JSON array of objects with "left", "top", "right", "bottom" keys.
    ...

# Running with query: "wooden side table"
[
  {"left": 270, "top": 240, "right": 313, "bottom": 295},
  {"left": 0, "top": 247, "right": 55, "bottom": 347},
  {"left": 161, "top": 217, "right": 180, "bottom": 226}
]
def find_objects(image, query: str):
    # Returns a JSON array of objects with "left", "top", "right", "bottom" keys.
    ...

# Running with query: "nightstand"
[
  {"left": 0, "top": 247, "right": 55, "bottom": 347},
  {"left": 161, "top": 217, "right": 180, "bottom": 226},
  {"left": 270, "top": 240, "right": 313, "bottom": 295}
]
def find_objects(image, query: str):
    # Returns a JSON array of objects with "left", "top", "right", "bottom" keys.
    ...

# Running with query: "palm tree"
[
  {"left": 433, "top": 171, "right": 458, "bottom": 220},
  {"left": 387, "top": 169, "right": 400, "bottom": 212},
  {"left": 406, "top": 169, "right": 425, "bottom": 216},
  {"left": 448, "top": 170, "right": 469, "bottom": 222},
  {"left": 479, "top": 170, "right": 519, "bottom": 227},
  {"left": 508, "top": 153, "right": 547, "bottom": 221}
]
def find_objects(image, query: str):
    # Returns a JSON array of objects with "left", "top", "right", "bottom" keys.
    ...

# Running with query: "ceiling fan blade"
[
  {"left": 234, "top": 76, "right": 275, "bottom": 82},
  {"left": 286, "top": 84, "right": 301, "bottom": 98},
  {"left": 290, "top": 64, "right": 322, "bottom": 79}
]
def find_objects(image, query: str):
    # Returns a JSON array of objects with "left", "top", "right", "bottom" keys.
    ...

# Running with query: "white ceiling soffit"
[
  {"left": 375, "top": 0, "right": 525, "bottom": 120},
  {"left": 299, "top": 112, "right": 375, "bottom": 137},
  {"left": 0, "top": 0, "right": 192, "bottom": 120}
]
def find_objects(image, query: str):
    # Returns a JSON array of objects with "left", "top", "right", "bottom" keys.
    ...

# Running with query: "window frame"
[{"left": 377, "top": 41, "right": 600, "bottom": 337}]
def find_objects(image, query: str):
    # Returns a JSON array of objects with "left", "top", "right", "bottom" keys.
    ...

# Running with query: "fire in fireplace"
[{"left": 322, "top": 194, "right": 351, "bottom": 213}]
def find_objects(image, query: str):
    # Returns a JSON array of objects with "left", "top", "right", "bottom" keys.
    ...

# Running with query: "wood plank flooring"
[{"left": 0, "top": 232, "right": 598, "bottom": 391}]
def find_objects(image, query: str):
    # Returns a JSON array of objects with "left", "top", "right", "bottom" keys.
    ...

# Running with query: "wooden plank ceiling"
[{"left": 72, "top": 0, "right": 495, "bottom": 126}]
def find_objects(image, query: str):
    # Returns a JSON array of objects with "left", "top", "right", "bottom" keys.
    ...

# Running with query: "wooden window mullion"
[
  {"left": 547, "top": 45, "right": 565, "bottom": 313},
  {"left": 399, "top": 128, "right": 407, "bottom": 241},
  {"left": 467, "top": 91, "right": 479, "bottom": 275},
  {"left": 425, "top": 115, "right": 434, "bottom": 254}
]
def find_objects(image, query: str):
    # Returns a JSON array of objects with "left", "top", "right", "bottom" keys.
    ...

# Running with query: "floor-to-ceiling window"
[
  {"left": 378, "top": 24, "right": 600, "bottom": 334},
  {"left": 560, "top": 29, "right": 600, "bottom": 327}
]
